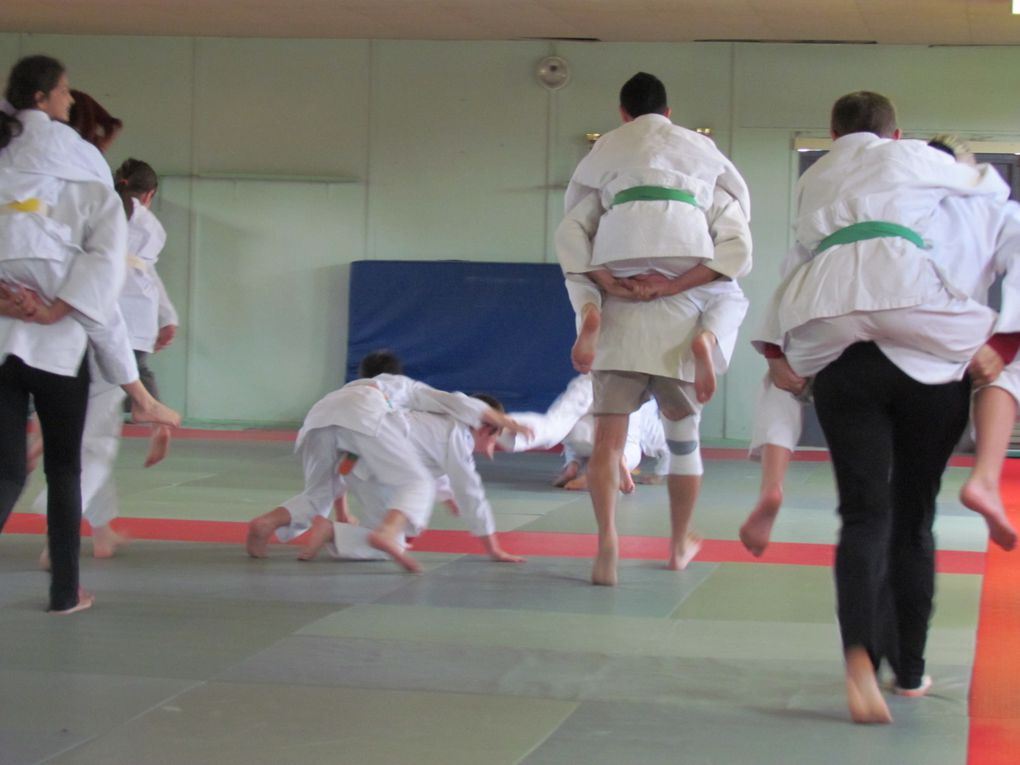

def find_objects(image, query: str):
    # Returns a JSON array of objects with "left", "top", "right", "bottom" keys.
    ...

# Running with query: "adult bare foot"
[
  {"left": 591, "top": 536, "right": 619, "bottom": 586},
  {"left": 552, "top": 460, "right": 580, "bottom": 488},
  {"left": 667, "top": 532, "right": 702, "bottom": 571},
  {"left": 960, "top": 479, "right": 1018, "bottom": 551},
  {"left": 739, "top": 486, "right": 783, "bottom": 557},
  {"left": 691, "top": 332, "right": 717, "bottom": 404},
  {"left": 246, "top": 517, "right": 276, "bottom": 558},
  {"left": 50, "top": 587, "right": 94, "bottom": 615},
  {"left": 845, "top": 647, "right": 892, "bottom": 724},
  {"left": 571, "top": 308, "right": 600, "bottom": 374},
  {"left": 144, "top": 425, "right": 172, "bottom": 468},
  {"left": 369, "top": 530, "right": 422, "bottom": 573},
  {"left": 297, "top": 515, "right": 333, "bottom": 561},
  {"left": 131, "top": 398, "right": 181, "bottom": 428},
  {"left": 92, "top": 524, "right": 127, "bottom": 559}
]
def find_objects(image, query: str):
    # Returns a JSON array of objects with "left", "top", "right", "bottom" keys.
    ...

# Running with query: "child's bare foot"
[
  {"left": 39, "top": 544, "right": 50, "bottom": 571},
  {"left": 845, "top": 647, "right": 892, "bottom": 724},
  {"left": 369, "top": 530, "right": 422, "bottom": 573},
  {"left": 591, "top": 535, "right": 619, "bottom": 586},
  {"left": 571, "top": 308, "right": 600, "bottom": 374},
  {"left": 50, "top": 587, "right": 94, "bottom": 615},
  {"left": 131, "top": 398, "right": 180, "bottom": 428},
  {"left": 297, "top": 515, "right": 333, "bottom": 561},
  {"left": 144, "top": 425, "right": 172, "bottom": 468},
  {"left": 92, "top": 524, "right": 127, "bottom": 559},
  {"left": 246, "top": 517, "right": 276, "bottom": 558},
  {"left": 667, "top": 532, "right": 702, "bottom": 570},
  {"left": 961, "top": 479, "right": 1017, "bottom": 551},
  {"left": 739, "top": 486, "right": 783, "bottom": 557},
  {"left": 553, "top": 460, "right": 580, "bottom": 488},
  {"left": 563, "top": 475, "right": 589, "bottom": 491},
  {"left": 691, "top": 331, "right": 717, "bottom": 404}
]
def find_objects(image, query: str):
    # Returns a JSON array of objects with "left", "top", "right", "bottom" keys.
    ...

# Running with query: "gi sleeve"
[
  {"left": 706, "top": 187, "right": 752, "bottom": 280},
  {"left": 56, "top": 184, "right": 127, "bottom": 324},
  {"left": 444, "top": 426, "right": 496, "bottom": 537}
]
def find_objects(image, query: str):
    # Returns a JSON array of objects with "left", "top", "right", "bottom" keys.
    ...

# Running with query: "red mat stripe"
[
  {"left": 968, "top": 459, "right": 1020, "bottom": 764},
  {"left": 4, "top": 513, "right": 984, "bottom": 573}
]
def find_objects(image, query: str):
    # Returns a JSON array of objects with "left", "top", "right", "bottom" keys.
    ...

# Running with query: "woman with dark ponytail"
[{"left": 0, "top": 55, "right": 178, "bottom": 613}]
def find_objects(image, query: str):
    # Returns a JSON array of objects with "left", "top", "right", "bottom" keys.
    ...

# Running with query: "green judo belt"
[
  {"left": 815, "top": 221, "right": 925, "bottom": 254},
  {"left": 611, "top": 186, "right": 698, "bottom": 208}
]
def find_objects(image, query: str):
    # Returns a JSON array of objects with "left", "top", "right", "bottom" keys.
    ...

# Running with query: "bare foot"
[
  {"left": 369, "top": 530, "right": 422, "bottom": 573},
  {"left": 131, "top": 398, "right": 181, "bottom": 428},
  {"left": 297, "top": 515, "right": 333, "bottom": 561},
  {"left": 92, "top": 524, "right": 127, "bottom": 559},
  {"left": 667, "top": 532, "right": 703, "bottom": 571},
  {"left": 39, "top": 544, "right": 50, "bottom": 571},
  {"left": 591, "top": 535, "right": 619, "bottom": 586},
  {"left": 691, "top": 332, "right": 717, "bottom": 404},
  {"left": 144, "top": 425, "right": 172, "bottom": 468},
  {"left": 50, "top": 587, "right": 94, "bottom": 615},
  {"left": 619, "top": 460, "right": 636, "bottom": 494},
  {"left": 845, "top": 647, "right": 892, "bottom": 724},
  {"left": 739, "top": 486, "right": 783, "bottom": 557},
  {"left": 571, "top": 308, "right": 600, "bottom": 374},
  {"left": 960, "top": 479, "right": 1017, "bottom": 551},
  {"left": 246, "top": 517, "right": 276, "bottom": 558},
  {"left": 563, "top": 475, "right": 589, "bottom": 491},
  {"left": 552, "top": 460, "right": 580, "bottom": 488}
]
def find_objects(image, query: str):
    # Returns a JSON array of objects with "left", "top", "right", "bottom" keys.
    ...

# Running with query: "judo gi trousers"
[{"left": 812, "top": 342, "right": 970, "bottom": 687}]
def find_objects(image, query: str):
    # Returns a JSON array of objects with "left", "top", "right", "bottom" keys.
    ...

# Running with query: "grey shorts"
[{"left": 591, "top": 370, "right": 698, "bottom": 420}]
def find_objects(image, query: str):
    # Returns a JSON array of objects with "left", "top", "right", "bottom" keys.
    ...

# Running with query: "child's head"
[
  {"left": 927, "top": 134, "right": 975, "bottom": 166},
  {"left": 619, "top": 72, "right": 669, "bottom": 120},
  {"left": 68, "top": 89, "right": 122, "bottom": 153},
  {"left": 358, "top": 349, "right": 403, "bottom": 378},
  {"left": 830, "top": 91, "right": 898, "bottom": 139},
  {"left": 469, "top": 393, "right": 504, "bottom": 460},
  {"left": 2, "top": 55, "right": 69, "bottom": 149},
  {"left": 113, "top": 158, "right": 158, "bottom": 219}
]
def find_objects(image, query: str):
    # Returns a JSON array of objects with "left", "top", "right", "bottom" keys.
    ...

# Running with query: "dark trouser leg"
[
  {"left": 30, "top": 359, "right": 90, "bottom": 611},
  {"left": 813, "top": 343, "right": 896, "bottom": 665},
  {"left": 0, "top": 357, "right": 31, "bottom": 531},
  {"left": 887, "top": 374, "right": 970, "bottom": 687}
]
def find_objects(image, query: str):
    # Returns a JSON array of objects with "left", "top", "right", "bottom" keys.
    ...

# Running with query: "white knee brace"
[{"left": 663, "top": 415, "right": 702, "bottom": 476}]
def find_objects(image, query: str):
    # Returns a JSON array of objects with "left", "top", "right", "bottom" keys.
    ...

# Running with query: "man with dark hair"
[
  {"left": 556, "top": 71, "right": 752, "bottom": 586},
  {"left": 754, "top": 92, "right": 1020, "bottom": 724}
]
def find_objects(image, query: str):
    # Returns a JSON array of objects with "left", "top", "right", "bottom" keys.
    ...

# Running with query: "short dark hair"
[
  {"left": 620, "top": 72, "right": 668, "bottom": 118},
  {"left": 470, "top": 393, "right": 503, "bottom": 412},
  {"left": 830, "top": 91, "right": 897, "bottom": 138},
  {"left": 358, "top": 349, "right": 403, "bottom": 378}
]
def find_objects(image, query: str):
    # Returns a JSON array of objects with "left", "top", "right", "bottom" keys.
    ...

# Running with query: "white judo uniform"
[
  {"left": 323, "top": 410, "right": 497, "bottom": 560},
  {"left": 757, "top": 133, "right": 1012, "bottom": 385},
  {"left": 750, "top": 152, "right": 1020, "bottom": 457},
  {"left": 32, "top": 202, "right": 180, "bottom": 529},
  {"left": 0, "top": 109, "right": 136, "bottom": 386},
  {"left": 562, "top": 398, "right": 669, "bottom": 475},
  {"left": 556, "top": 113, "right": 752, "bottom": 405},
  {"left": 275, "top": 374, "right": 489, "bottom": 543}
]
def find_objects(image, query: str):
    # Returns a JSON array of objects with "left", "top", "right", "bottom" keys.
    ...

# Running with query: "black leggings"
[
  {"left": 813, "top": 342, "right": 970, "bottom": 688},
  {"left": 0, "top": 354, "right": 90, "bottom": 610}
]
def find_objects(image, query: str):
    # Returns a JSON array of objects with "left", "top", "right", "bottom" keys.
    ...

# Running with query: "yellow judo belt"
[
  {"left": 0, "top": 198, "right": 47, "bottom": 214},
  {"left": 815, "top": 221, "right": 925, "bottom": 254},
  {"left": 611, "top": 186, "right": 698, "bottom": 208}
]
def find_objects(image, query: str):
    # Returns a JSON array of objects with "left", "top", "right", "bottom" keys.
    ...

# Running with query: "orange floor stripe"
[{"left": 968, "top": 460, "right": 1020, "bottom": 764}]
